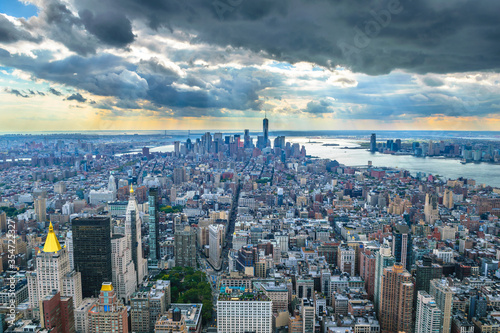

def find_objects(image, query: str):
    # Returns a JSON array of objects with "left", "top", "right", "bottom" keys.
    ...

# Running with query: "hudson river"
[
  {"left": 151, "top": 137, "right": 500, "bottom": 187},
  {"left": 288, "top": 138, "right": 500, "bottom": 187}
]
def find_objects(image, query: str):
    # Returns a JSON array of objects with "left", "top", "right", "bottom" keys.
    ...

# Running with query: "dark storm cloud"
[
  {"left": 0, "top": 14, "right": 40, "bottom": 43},
  {"left": 79, "top": 10, "right": 135, "bottom": 47},
  {"left": 0, "top": 48, "right": 274, "bottom": 114},
  {"left": 72, "top": 0, "right": 500, "bottom": 75},
  {"left": 48, "top": 87, "right": 62, "bottom": 96},
  {"left": 66, "top": 92, "right": 87, "bottom": 102},
  {"left": 13, "top": 0, "right": 135, "bottom": 55}
]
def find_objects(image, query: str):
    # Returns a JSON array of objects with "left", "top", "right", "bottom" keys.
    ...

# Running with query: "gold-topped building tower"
[{"left": 27, "top": 223, "right": 82, "bottom": 315}]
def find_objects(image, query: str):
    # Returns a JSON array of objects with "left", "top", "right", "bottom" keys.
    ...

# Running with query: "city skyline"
[
  {"left": 2, "top": 1, "right": 500, "bottom": 332},
  {"left": 1, "top": 0, "right": 500, "bottom": 131}
]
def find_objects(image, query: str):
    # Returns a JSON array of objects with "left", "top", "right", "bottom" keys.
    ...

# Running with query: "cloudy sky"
[{"left": 1, "top": 0, "right": 499, "bottom": 132}]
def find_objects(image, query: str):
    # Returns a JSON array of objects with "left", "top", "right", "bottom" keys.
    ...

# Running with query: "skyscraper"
[
  {"left": 148, "top": 187, "right": 160, "bottom": 267},
  {"left": 209, "top": 224, "right": 224, "bottom": 269},
  {"left": 88, "top": 283, "right": 128, "bottom": 333},
  {"left": 263, "top": 116, "right": 269, "bottom": 148},
  {"left": 424, "top": 193, "right": 439, "bottom": 224},
  {"left": 415, "top": 291, "right": 442, "bottom": 333},
  {"left": 28, "top": 222, "right": 82, "bottom": 310},
  {"left": 429, "top": 279, "right": 453, "bottom": 333},
  {"left": 374, "top": 244, "right": 395, "bottom": 313},
  {"left": 174, "top": 226, "right": 197, "bottom": 268},
  {"left": 244, "top": 129, "right": 251, "bottom": 148},
  {"left": 443, "top": 188, "right": 454, "bottom": 209},
  {"left": 72, "top": 216, "right": 112, "bottom": 298},
  {"left": 126, "top": 185, "right": 147, "bottom": 284},
  {"left": 370, "top": 133, "right": 377, "bottom": 152},
  {"left": 108, "top": 173, "right": 117, "bottom": 200},
  {"left": 111, "top": 234, "right": 137, "bottom": 302},
  {"left": 392, "top": 224, "right": 412, "bottom": 271},
  {"left": 35, "top": 197, "right": 47, "bottom": 222},
  {"left": 379, "top": 264, "right": 414, "bottom": 333}
]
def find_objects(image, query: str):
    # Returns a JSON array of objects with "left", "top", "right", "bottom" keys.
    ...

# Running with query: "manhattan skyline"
[{"left": 1, "top": 0, "right": 500, "bottom": 131}]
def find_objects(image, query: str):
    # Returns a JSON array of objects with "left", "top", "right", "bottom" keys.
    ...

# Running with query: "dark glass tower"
[
  {"left": 72, "top": 216, "right": 112, "bottom": 298},
  {"left": 392, "top": 224, "right": 412, "bottom": 271},
  {"left": 263, "top": 116, "right": 269, "bottom": 148},
  {"left": 148, "top": 188, "right": 160, "bottom": 266},
  {"left": 370, "top": 133, "right": 377, "bottom": 152}
]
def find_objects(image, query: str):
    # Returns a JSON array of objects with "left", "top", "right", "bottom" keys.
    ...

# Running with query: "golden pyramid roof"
[
  {"left": 101, "top": 282, "right": 114, "bottom": 291},
  {"left": 43, "top": 222, "right": 62, "bottom": 253}
]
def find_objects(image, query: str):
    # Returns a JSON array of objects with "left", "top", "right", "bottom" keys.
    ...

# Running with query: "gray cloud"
[
  {"left": 304, "top": 99, "right": 336, "bottom": 115},
  {"left": 422, "top": 76, "right": 445, "bottom": 87},
  {"left": 66, "top": 92, "right": 87, "bottom": 102},
  {"left": 5, "top": 88, "right": 29, "bottom": 98},
  {"left": 0, "top": 14, "right": 40, "bottom": 43},
  {"left": 48, "top": 87, "right": 62, "bottom": 96},
  {"left": 79, "top": 10, "right": 135, "bottom": 47},
  {"left": 70, "top": 0, "right": 500, "bottom": 75}
]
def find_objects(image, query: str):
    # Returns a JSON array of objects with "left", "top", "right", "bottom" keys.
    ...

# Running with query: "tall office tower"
[
  {"left": 443, "top": 188, "right": 454, "bottom": 209},
  {"left": 72, "top": 216, "right": 112, "bottom": 298},
  {"left": 89, "top": 283, "right": 128, "bottom": 333},
  {"left": 209, "top": 224, "right": 224, "bottom": 268},
  {"left": 429, "top": 279, "right": 453, "bottom": 333},
  {"left": 65, "top": 231, "right": 74, "bottom": 271},
  {"left": 263, "top": 116, "right": 269, "bottom": 147},
  {"left": 370, "top": 133, "right": 377, "bottom": 152},
  {"left": 126, "top": 186, "right": 147, "bottom": 284},
  {"left": 424, "top": 193, "right": 439, "bottom": 224},
  {"left": 277, "top": 187, "right": 284, "bottom": 206},
  {"left": 148, "top": 188, "right": 160, "bottom": 267},
  {"left": 360, "top": 249, "right": 377, "bottom": 299},
  {"left": 111, "top": 234, "right": 137, "bottom": 302},
  {"left": 338, "top": 245, "right": 355, "bottom": 276},
  {"left": 415, "top": 291, "right": 442, "bottom": 333},
  {"left": 415, "top": 256, "right": 443, "bottom": 293},
  {"left": 392, "top": 224, "right": 412, "bottom": 271},
  {"left": 174, "top": 226, "right": 197, "bottom": 268},
  {"left": 374, "top": 244, "right": 395, "bottom": 313},
  {"left": 217, "top": 291, "right": 272, "bottom": 333},
  {"left": 244, "top": 129, "right": 251, "bottom": 148},
  {"left": 302, "top": 298, "right": 315, "bottom": 333},
  {"left": 107, "top": 174, "right": 117, "bottom": 201},
  {"left": 0, "top": 211, "right": 6, "bottom": 232},
  {"left": 174, "top": 141, "right": 180, "bottom": 157},
  {"left": 28, "top": 223, "right": 83, "bottom": 310},
  {"left": 40, "top": 291, "right": 76, "bottom": 333},
  {"left": 379, "top": 264, "right": 414, "bottom": 333},
  {"left": 35, "top": 197, "right": 47, "bottom": 222}
]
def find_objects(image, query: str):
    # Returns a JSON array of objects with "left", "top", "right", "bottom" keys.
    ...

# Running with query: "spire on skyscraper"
[{"left": 43, "top": 222, "right": 62, "bottom": 253}]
